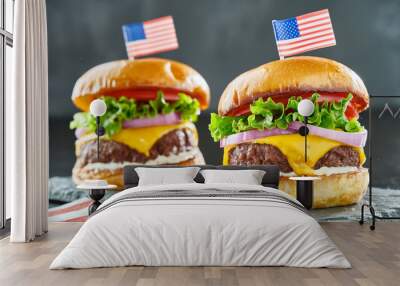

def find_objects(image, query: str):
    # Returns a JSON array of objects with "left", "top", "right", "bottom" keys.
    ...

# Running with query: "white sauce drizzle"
[
  {"left": 83, "top": 148, "right": 199, "bottom": 171},
  {"left": 280, "top": 166, "right": 360, "bottom": 177}
]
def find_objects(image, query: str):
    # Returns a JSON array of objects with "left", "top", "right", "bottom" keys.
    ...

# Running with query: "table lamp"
[
  {"left": 298, "top": 99, "right": 315, "bottom": 162},
  {"left": 291, "top": 99, "right": 317, "bottom": 209},
  {"left": 78, "top": 99, "right": 116, "bottom": 215},
  {"left": 89, "top": 99, "right": 107, "bottom": 161}
]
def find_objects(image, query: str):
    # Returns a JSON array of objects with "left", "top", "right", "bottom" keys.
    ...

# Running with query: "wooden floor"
[{"left": 0, "top": 222, "right": 399, "bottom": 286}]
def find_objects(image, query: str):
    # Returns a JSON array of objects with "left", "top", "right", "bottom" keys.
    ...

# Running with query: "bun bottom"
[
  {"left": 279, "top": 168, "right": 369, "bottom": 208},
  {"left": 72, "top": 150, "right": 205, "bottom": 188}
]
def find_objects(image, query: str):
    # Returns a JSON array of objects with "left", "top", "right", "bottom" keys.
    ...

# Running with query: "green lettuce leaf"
[
  {"left": 208, "top": 93, "right": 364, "bottom": 142},
  {"left": 70, "top": 91, "right": 200, "bottom": 137},
  {"left": 69, "top": 112, "right": 96, "bottom": 132}
]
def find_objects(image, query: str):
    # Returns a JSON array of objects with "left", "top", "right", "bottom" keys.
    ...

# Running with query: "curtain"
[{"left": 8, "top": 0, "right": 49, "bottom": 242}]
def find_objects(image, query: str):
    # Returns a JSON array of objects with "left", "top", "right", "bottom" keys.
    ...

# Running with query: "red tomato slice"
[
  {"left": 107, "top": 88, "right": 182, "bottom": 102},
  {"left": 228, "top": 92, "right": 358, "bottom": 119},
  {"left": 232, "top": 105, "right": 251, "bottom": 116},
  {"left": 344, "top": 104, "right": 358, "bottom": 120}
]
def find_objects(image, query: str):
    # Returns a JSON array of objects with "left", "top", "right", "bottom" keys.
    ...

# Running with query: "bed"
[{"left": 50, "top": 165, "right": 350, "bottom": 269}]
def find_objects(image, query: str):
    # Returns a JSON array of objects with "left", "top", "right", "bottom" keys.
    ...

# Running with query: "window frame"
[{"left": 0, "top": 0, "right": 13, "bottom": 232}]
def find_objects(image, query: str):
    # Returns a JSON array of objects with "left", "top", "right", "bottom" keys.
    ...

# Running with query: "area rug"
[{"left": 48, "top": 198, "right": 91, "bottom": 222}]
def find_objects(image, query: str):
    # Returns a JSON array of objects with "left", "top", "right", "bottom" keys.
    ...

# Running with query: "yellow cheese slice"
[
  {"left": 76, "top": 122, "right": 198, "bottom": 157},
  {"left": 111, "top": 122, "right": 198, "bottom": 156},
  {"left": 223, "top": 134, "right": 366, "bottom": 176}
]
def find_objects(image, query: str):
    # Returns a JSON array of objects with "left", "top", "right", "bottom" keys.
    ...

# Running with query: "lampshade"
[
  {"left": 298, "top": 99, "right": 315, "bottom": 117},
  {"left": 90, "top": 99, "right": 107, "bottom": 117}
]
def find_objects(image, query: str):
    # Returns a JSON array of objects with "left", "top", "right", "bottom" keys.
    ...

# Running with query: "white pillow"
[
  {"left": 136, "top": 167, "right": 200, "bottom": 186},
  {"left": 200, "top": 169, "right": 266, "bottom": 185}
]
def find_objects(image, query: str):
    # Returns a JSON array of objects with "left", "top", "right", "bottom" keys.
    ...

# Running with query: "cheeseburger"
[
  {"left": 209, "top": 56, "right": 369, "bottom": 208},
  {"left": 70, "top": 58, "right": 210, "bottom": 187}
]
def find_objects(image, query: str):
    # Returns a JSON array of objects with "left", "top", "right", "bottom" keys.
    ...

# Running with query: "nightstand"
[
  {"left": 77, "top": 181, "right": 117, "bottom": 215},
  {"left": 289, "top": 176, "right": 321, "bottom": 209}
]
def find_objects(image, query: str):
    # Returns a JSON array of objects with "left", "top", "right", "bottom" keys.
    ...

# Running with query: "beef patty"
[
  {"left": 79, "top": 128, "right": 196, "bottom": 165},
  {"left": 228, "top": 144, "right": 360, "bottom": 172},
  {"left": 228, "top": 143, "right": 293, "bottom": 172},
  {"left": 314, "top": 146, "right": 360, "bottom": 169}
]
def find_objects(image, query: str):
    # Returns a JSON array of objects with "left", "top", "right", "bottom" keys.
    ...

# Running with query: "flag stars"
[{"left": 273, "top": 18, "right": 300, "bottom": 40}]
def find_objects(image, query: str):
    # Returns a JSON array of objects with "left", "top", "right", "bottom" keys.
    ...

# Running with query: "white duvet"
[{"left": 50, "top": 183, "right": 350, "bottom": 269}]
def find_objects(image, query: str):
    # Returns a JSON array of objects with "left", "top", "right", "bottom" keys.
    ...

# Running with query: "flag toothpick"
[
  {"left": 122, "top": 16, "right": 179, "bottom": 59},
  {"left": 272, "top": 9, "right": 336, "bottom": 59}
]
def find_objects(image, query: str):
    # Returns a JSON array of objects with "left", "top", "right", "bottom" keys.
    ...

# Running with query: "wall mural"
[{"left": 47, "top": 0, "right": 400, "bottom": 222}]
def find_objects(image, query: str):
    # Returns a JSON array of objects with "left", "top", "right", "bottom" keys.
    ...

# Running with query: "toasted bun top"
[
  {"left": 72, "top": 58, "right": 210, "bottom": 111},
  {"left": 218, "top": 56, "right": 369, "bottom": 116}
]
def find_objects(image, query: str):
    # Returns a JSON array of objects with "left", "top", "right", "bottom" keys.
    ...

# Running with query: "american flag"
[
  {"left": 272, "top": 9, "right": 336, "bottom": 58},
  {"left": 122, "top": 16, "right": 179, "bottom": 59}
]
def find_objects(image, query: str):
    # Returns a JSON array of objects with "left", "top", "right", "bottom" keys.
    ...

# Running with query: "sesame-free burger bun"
[
  {"left": 279, "top": 168, "right": 369, "bottom": 208},
  {"left": 72, "top": 58, "right": 210, "bottom": 112},
  {"left": 72, "top": 149, "right": 205, "bottom": 188},
  {"left": 218, "top": 56, "right": 369, "bottom": 116}
]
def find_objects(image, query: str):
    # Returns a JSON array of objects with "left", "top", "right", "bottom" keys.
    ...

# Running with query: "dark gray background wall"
[
  {"left": 48, "top": 0, "right": 400, "bottom": 116},
  {"left": 47, "top": 0, "right": 400, "bottom": 188}
]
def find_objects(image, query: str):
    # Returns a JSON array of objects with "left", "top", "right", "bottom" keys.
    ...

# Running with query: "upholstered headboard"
[{"left": 123, "top": 165, "right": 280, "bottom": 189}]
